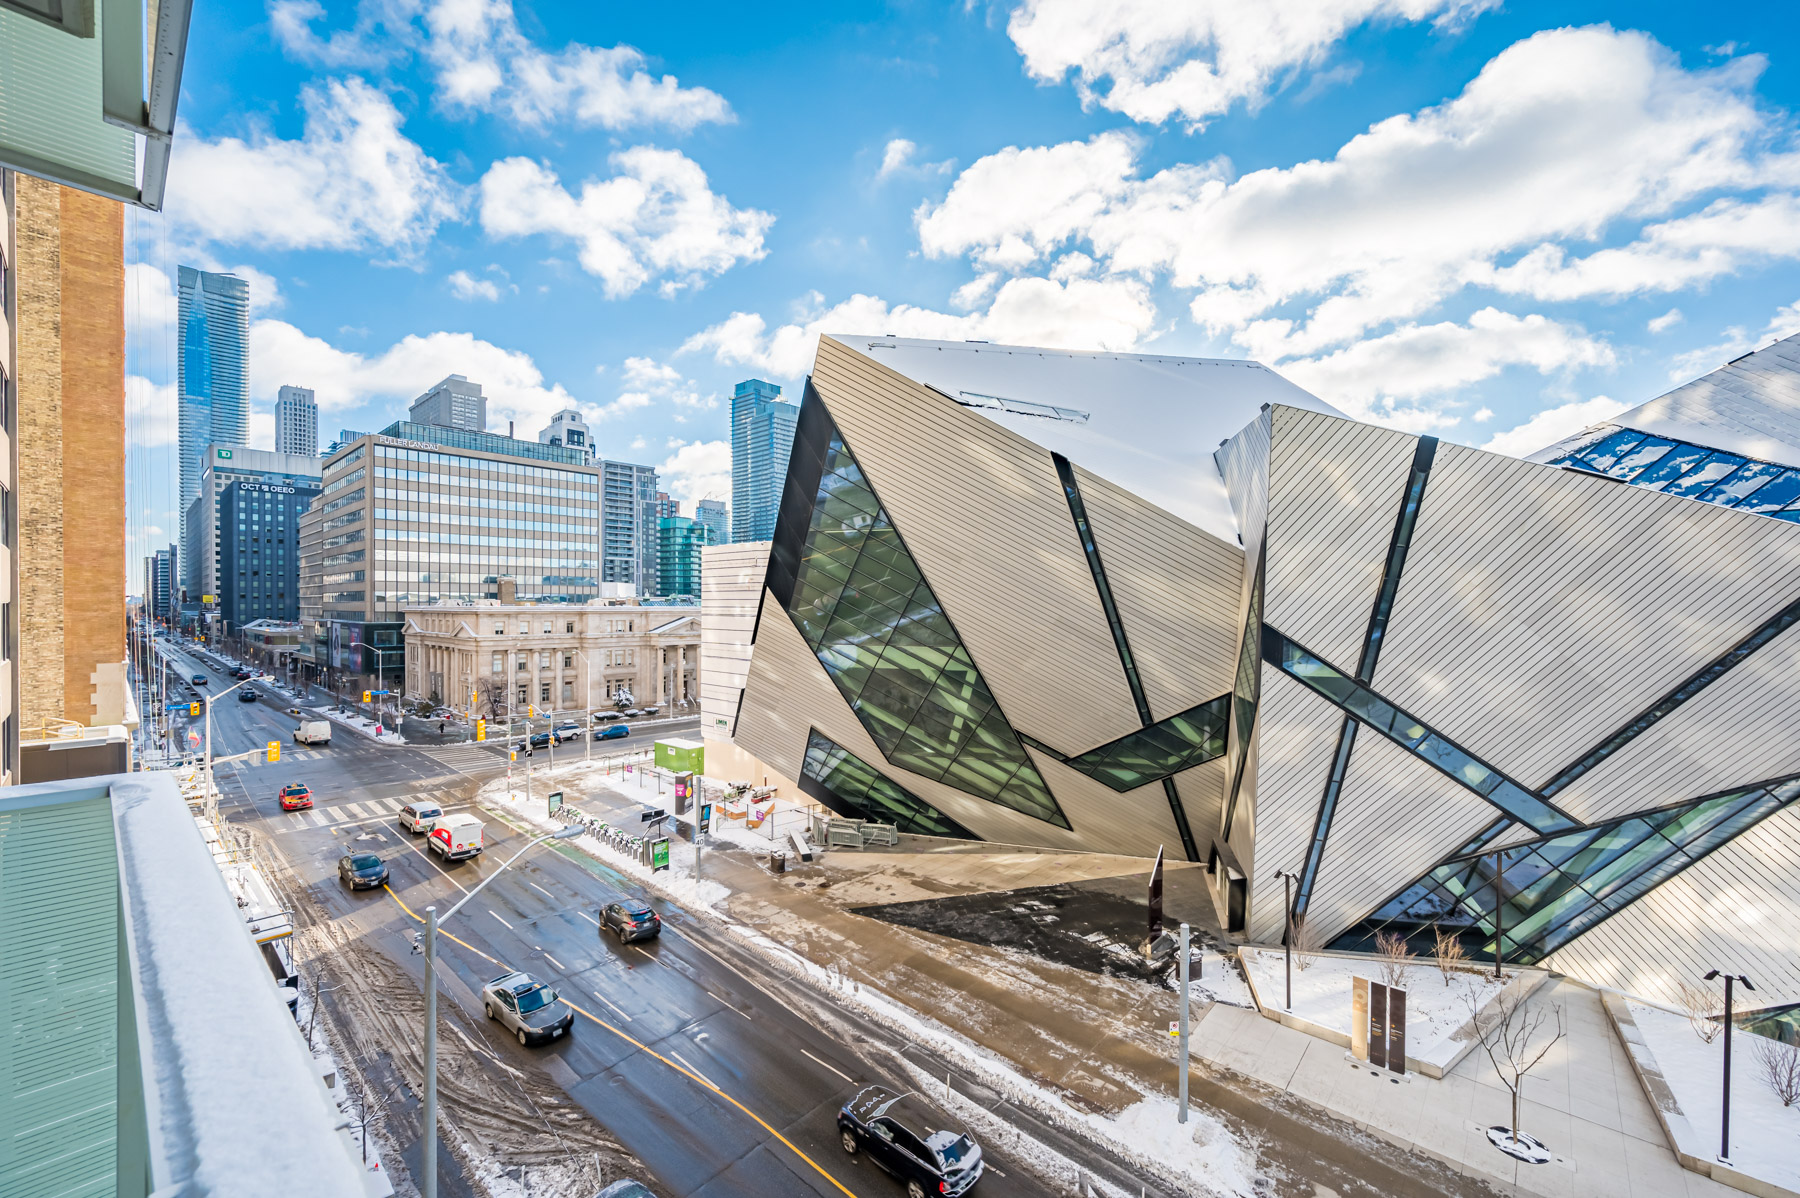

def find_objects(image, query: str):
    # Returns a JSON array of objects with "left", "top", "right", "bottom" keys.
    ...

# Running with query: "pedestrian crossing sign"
[
  {"left": 267, "top": 741, "right": 280, "bottom": 763},
  {"left": 475, "top": 718, "right": 486, "bottom": 741}
]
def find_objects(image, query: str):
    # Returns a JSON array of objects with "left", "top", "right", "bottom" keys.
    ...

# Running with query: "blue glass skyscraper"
[
  {"left": 178, "top": 267, "right": 249, "bottom": 589},
  {"left": 731, "top": 379, "right": 797, "bottom": 543}
]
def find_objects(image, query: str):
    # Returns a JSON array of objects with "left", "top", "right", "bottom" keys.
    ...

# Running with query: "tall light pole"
[
  {"left": 202, "top": 674, "right": 257, "bottom": 824},
  {"left": 1703, "top": 969, "right": 1755, "bottom": 1164},
  {"left": 1274, "top": 868, "right": 1299, "bottom": 1011},
  {"left": 419, "top": 822, "right": 584, "bottom": 1198},
  {"left": 349, "top": 640, "right": 398, "bottom": 724}
]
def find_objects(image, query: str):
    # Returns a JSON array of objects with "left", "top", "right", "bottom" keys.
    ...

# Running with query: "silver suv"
[
  {"left": 397, "top": 801, "right": 442, "bottom": 834},
  {"left": 481, "top": 972, "right": 574, "bottom": 1046}
]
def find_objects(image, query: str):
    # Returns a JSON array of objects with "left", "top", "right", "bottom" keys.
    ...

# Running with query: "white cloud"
[
  {"left": 249, "top": 319, "right": 578, "bottom": 435},
  {"left": 681, "top": 275, "right": 1158, "bottom": 379},
  {"left": 613, "top": 356, "right": 716, "bottom": 414},
  {"left": 447, "top": 269, "right": 502, "bottom": 301},
  {"left": 1666, "top": 300, "right": 1800, "bottom": 381},
  {"left": 591, "top": 392, "right": 651, "bottom": 420},
  {"left": 422, "top": 0, "right": 731, "bottom": 131},
  {"left": 1005, "top": 0, "right": 1497, "bottom": 128},
  {"left": 1482, "top": 395, "right": 1629, "bottom": 457},
  {"left": 126, "top": 262, "right": 179, "bottom": 341},
  {"left": 267, "top": 0, "right": 406, "bottom": 68},
  {"left": 1277, "top": 308, "right": 1616, "bottom": 427},
  {"left": 1472, "top": 406, "right": 1493, "bottom": 422},
  {"left": 249, "top": 407, "right": 276, "bottom": 451},
  {"left": 478, "top": 150, "right": 772, "bottom": 298},
  {"left": 656, "top": 439, "right": 731, "bottom": 507},
  {"left": 126, "top": 376, "right": 178, "bottom": 447},
  {"left": 167, "top": 77, "right": 462, "bottom": 257},
  {"left": 630, "top": 436, "right": 647, "bottom": 451},
  {"left": 879, "top": 138, "right": 917, "bottom": 179},
  {"left": 1649, "top": 307, "right": 1685, "bottom": 333},
  {"left": 923, "top": 28, "right": 1794, "bottom": 362}
]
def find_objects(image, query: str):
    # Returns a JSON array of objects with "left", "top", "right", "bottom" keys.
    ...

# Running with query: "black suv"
[{"left": 838, "top": 1085, "right": 982, "bottom": 1197}]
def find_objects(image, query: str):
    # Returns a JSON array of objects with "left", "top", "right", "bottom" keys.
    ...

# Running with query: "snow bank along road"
[{"left": 206, "top": 690, "right": 1137, "bottom": 1198}]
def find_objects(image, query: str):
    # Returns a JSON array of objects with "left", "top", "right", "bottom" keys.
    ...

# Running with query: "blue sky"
[{"left": 125, "top": 0, "right": 1800, "bottom": 567}]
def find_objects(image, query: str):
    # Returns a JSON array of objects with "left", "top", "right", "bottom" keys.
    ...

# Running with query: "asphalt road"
[{"left": 180, "top": 643, "right": 1096, "bottom": 1198}]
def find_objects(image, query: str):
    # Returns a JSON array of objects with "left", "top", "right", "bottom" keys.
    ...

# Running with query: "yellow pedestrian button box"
[
  {"left": 267, "top": 741, "right": 280, "bottom": 763},
  {"left": 189, "top": 701, "right": 201, "bottom": 717},
  {"left": 475, "top": 718, "right": 486, "bottom": 741},
  {"left": 363, "top": 690, "right": 372, "bottom": 703}
]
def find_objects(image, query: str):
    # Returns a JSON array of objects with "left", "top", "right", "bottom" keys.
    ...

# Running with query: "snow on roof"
[
  {"left": 839, "top": 336, "right": 1339, "bottom": 543},
  {"left": 1556, "top": 331, "right": 1800, "bottom": 470}
]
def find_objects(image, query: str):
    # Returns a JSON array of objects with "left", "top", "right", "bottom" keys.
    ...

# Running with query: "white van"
[
  {"left": 294, "top": 720, "right": 332, "bottom": 745},
  {"left": 428, "top": 814, "right": 485, "bottom": 861}
]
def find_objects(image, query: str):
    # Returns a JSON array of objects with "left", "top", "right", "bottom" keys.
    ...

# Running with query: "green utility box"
[{"left": 654, "top": 737, "right": 705, "bottom": 775}]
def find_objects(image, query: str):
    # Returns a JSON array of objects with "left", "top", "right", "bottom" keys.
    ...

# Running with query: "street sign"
[
  {"left": 640, "top": 807, "right": 666, "bottom": 823},
  {"left": 698, "top": 802, "right": 712, "bottom": 834},
  {"left": 267, "top": 741, "right": 280, "bottom": 763},
  {"left": 650, "top": 838, "right": 670, "bottom": 872},
  {"left": 163, "top": 701, "right": 187, "bottom": 711},
  {"left": 1169, "top": 1021, "right": 1180, "bottom": 1038},
  {"left": 548, "top": 791, "right": 563, "bottom": 816},
  {"left": 370, "top": 690, "right": 392, "bottom": 696}
]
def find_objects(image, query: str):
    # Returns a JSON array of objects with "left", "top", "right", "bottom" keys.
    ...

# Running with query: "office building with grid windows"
[
  {"left": 297, "top": 421, "right": 602, "bottom": 687},
  {"left": 731, "top": 378, "right": 797, "bottom": 543},
  {"left": 218, "top": 478, "right": 317, "bottom": 628},
  {"left": 725, "top": 332, "right": 1800, "bottom": 1014},
  {"left": 275, "top": 384, "right": 317, "bottom": 457}
]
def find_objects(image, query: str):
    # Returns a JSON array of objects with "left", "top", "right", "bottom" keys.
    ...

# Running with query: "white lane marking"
[
  {"left": 379, "top": 797, "right": 404, "bottom": 812},
  {"left": 576, "top": 911, "right": 600, "bottom": 926},
  {"left": 591, "top": 990, "right": 632, "bottom": 1021},
  {"left": 801, "top": 1049, "right": 854, "bottom": 1084},
  {"left": 669, "top": 1051, "right": 718, "bottom": 1091},
  {"left": 528, "top": 882, "right": 555, "bottom": 899},
  {"left": 544, "top": 953, "right": 566, "bottom": 971},
  {"left": 393, "top": 836, "right": 471, "bottom": 895},
  {"left": 706, "top": 990, "right": 750, "bottom": 1019},
  {"left": 307, "top": 810, "right": 329, "bottom": 827},
  {"left": 488, "top": 909, "right": 513, "bottom": 929},
  {"left": 629, "top": 945, "right": 655, "bottom": 961},
  {"left": 987, "top": 1164, "right": 1007, "bottom": 1178}
]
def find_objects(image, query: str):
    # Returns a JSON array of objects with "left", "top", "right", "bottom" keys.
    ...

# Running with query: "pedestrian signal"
[
  {"left": 363, "top": 690, "right": 372, "bottom": 703},
  {"left": 267, "top": 741, "right": 280, "bottom": 763},
  {"left": 528, "top": 704, "right": 536, "bottom": 717},
  {"left": 189, "top": 702, "right": 201, "bottom": 717}
]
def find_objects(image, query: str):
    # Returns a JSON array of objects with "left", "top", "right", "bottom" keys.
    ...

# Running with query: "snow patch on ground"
[
  {"left": 1630, "top": 1001, "right": 1800, "bottom": 1193},
  {"left": 313, "top": 707, "right": 408, "bottom": 745},
  {"left": 1241, "top": 948, "right": 1508, "bottom": 1069}
]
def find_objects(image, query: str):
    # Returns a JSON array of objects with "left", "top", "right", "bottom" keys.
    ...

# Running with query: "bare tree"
[
  {"left": 1468, "top": 989, "right": 1566, "bottom": 1154},
  {"left": 1292, "top": 914, "right": 1323, "bottom": 972},
  {"left": 1375, "top": 930, "right": 1416, "bottom": 991},
  {"left": 475, "top": 676, "right": 510, "bottom": 721},
  {"left": 1753, "top": 1035, "right": 1800, "bottom": 1107},
  {"left": 1676, "top": 980, "right": 1724, "bottom": 1044},
  {"left": 1433, "top": 925, "right": 1468, "bottom": 986}
]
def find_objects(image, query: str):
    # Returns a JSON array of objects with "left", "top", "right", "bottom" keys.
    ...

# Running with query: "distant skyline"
[{"left": 124, "top": 1, "right": 1800, "bottom": 570}]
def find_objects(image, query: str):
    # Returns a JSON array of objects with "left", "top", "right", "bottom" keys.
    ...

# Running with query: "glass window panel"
[
  {"left": 1630, "top": 441, "right": 1713, "bottom": 489},
  {"left": 1701, "top": 460, "right": 1788, "bottom": 505},
  {"left": 1736, "top": 470, "right": 1800, "bottom": 513},
  {"left": 1606, "top": 435, "right": 1676, "bottom": 479},
  {"left": 1662, "top": 453, "right": 1746, "bottom": 497},
  {"left": 1566, "top": 429, "right": 1645, "bottom": 471}
]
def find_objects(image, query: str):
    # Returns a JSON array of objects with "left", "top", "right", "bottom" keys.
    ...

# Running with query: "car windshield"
[
  {"left": 515, "top": 984, "right": 556, "bottom": 1013},
  {"left": 351, "top": 855, "right": 381, "bottom": 869},
  {"left": 931, "top": 1131, "right": 976, "bottom": 1168}
]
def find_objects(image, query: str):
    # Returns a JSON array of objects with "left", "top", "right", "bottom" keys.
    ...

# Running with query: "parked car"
[
  {"left": 480, "top": 971, "right": 574, "bottom": 1046},
  {"left": 552, "top": 722, "right": 582, "bottom": 742},
  {"left": 600, "top": 901, "right": 661, "bottom": 943},
  {"left": 837, "top": 1086, "right": 983, "bottom": 1198},
  {"left": 594, "top": 724, "right": 630, "bottom": 741},
  {"left": 294, "top": 720, "right": 331, "bottom": 745},
  {"left": 337, "top": 853, "right": 389, "bottom": 890},
  {"left": 278, "top": 783, "right": 313, "bottom": 812},
  {"left": 428, "top": 813, "right": 485, "bottom": 860},
  {"left": 238, "top": 688, "right": 258, "bottom": 702},
  {"left": 397, "top": 801, "right": 443, "bottom": 834}
]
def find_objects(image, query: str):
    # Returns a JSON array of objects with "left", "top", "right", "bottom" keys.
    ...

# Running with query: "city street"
[{"left": 176, "top": 642, "right": 1130, "bottom": 1198}]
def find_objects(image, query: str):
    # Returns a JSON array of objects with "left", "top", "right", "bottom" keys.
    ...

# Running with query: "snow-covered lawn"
[
  {"left": 1241, "top": 947, "right": 1511, "bottom": 1072},
  {"left": 313, "top": 707, "right": 407, "bottom": 745},
  {"left": 1628, "top": 1001, "right": 1800, "bottom": 1194}
]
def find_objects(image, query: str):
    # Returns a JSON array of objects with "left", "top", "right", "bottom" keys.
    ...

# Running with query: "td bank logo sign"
[{"left": 217, "top": 448, "right": 234, "bottom": 459}]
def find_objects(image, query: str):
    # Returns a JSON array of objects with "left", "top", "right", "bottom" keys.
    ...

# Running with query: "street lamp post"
[
  {"left": 1703, "top": 969, "right": 1755, "bottom": 1164},
  {"left": 1274, "top": 868, "right": 1299, "bottom": 1011},
  {"left": 203, "top": 674, "right": 258, "bottom": 823},
  {"left": 419, "top": 822, "right": 585, "bottom": 1198},
  {"left": 349, "top": 640, "right": 399, "bottom": 726}
]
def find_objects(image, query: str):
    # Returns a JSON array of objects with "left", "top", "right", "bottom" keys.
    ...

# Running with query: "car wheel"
[
  {"left": 840, "top": 1130, "right": 858, "bottom": 1155},
  {"left": 517, "top": 1027, "right": 528, "bottom": 1047},
  {"left": 484, "top": 1002, "right": 493, "bottom": 1020},
  {"left": 906, "top": 1183, "right": 926, "bottom": 1198}
]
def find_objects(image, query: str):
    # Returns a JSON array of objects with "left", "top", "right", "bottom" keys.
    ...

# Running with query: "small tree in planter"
[
  {"left": 1677, "top": 980, "right": 1724, "bottom": 1043},
  {"left": 1753, "top": 1035, "right": 1800, "bottom": 1107},
  {"left": 1433, "top": 925, "right": 1468, "bottom": 986},
  {"left": 1468, "top": 989, "right": 1565, "bottom": 1163},
  {"left": 1375, "top": 930, "right": 1416, "bottom": 991},
  {"left": 1291, "top": 914, "right": 1323, "bottom": 971}
]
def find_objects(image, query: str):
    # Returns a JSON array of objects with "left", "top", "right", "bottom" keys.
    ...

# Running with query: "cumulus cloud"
[
  {"left": 423, "top": 0, "right": 731, "bottom": 131},
  {"left": 1278, "top": 309, "right": 1616, "bottom": 427},
  {"left": 656, "top": 439, "right": 731, "bottom": 507},
  {"left": 267, "top": 0, "right": 407, "bottom": 68},
  {"left": 680, "top": 275, "right": 1158, "bottom": 378},
  {"left": 1483, "top": 395, "right": 1630, "bottom": 457},
  {"left": 1666, "top": 300, "right": 1800, "bottom": 381},
  {"left": 126, "top": 376, "right": 178, "bottom": 447},
  {"left": 1649, "top": 308, "right": 1685, "bottom": 333},
  {"left": 1006, "top": 0, "right": 1497, "bottom": 128},
  {"left": 447, "top": 269, "right": 502, "bottom": 301},
  {"left": 879, "top": 138, "right": 917, "bottom": 178},
  {"left": 167, "top": 77, "right": 462, "bottom": 257},
  {"left": 249, "top": 319, "right": 579, "bottom": 436},
  {"left": 923, "top": 28, "right": 1795, "bottom": 362},
  {"left": 478, "top": 150, "right": 772, "bottom": 298}
]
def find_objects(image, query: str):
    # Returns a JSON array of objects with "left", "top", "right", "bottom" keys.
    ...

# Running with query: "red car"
[{"left": 278, "top": 783, "right": 313, "bottom": 812}]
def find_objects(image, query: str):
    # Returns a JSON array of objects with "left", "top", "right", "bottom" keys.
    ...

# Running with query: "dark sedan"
[
  {"left": 337, "top": 853, "right": 389, "bottom": 890},
  {"left": 238, "top": 688, "right": 259, "bottom": 702},
  {"left": 838, "top": 1085, "right": 983, "bottom": 1198},
  {"left": 600, "top": 901, "right": 661, "bottom": 943}
]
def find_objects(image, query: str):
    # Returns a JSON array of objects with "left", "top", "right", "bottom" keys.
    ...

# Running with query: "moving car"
[
  {"left": 594, "top": 724, "right": 630, "bottom": 741},
  {"left": 512, "top": 731, "right": 552, "bottom": 753},
  {"left": 238, "top": 688, "right": 258, "bottom": 702},
  {"left": 192, "top": 674, "right": 207, "bottom": 685},
  {"left": 837, "top": 1086, "right": 983, "bottom": 1198},
  {"left": 427, "top": 813, "right": 485, "bottom": 860},
  {"left": 552, "top": 722, "right": 582, "bottom": 742},
  {"left": 278, "top": 783, "right": 313, "bottom": 812},
  {"left": 397, "top": 801, "right": 443, "bottom": 834},
  {"left": 595, "top": 1183, "right": 658, "bottom": 1198},
  {"left": 480, "top": 971, "right": 573, "bottom": 1046},
  {"left": 337, "top": 852, "right": 389, "bottom": 890},
  {"left": 294, "top": 720, "right": 331, "bottom": 745},
  {"left": 600, "top": 901, "right": 661, "bottom": 943}
]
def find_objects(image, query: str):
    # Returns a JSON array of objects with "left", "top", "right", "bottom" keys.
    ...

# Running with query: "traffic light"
[
  {"left": 266, "top": 741, "right": 280, "bottom": 763},
  {"left": 362, "top": 690, "right": 372, "bottom": 703},
  {"left": 475, "top": 718, "right": 486, "bottom": 742},
  {"left": 189, "top": 701, "right": 201, "bottom": 717},
  {"left": 528, "top": 704, "right": 537, "bottom": 717}
]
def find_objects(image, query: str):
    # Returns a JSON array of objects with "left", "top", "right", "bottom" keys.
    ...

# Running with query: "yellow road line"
[{"left": 380, "top": 884, "right": 858, "bottom": 1198}]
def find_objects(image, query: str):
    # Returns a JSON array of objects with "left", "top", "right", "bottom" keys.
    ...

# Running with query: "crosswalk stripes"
[
  {"left": 277, "top": 790, "right": 466, "bottom": 833},
  {"left": 419, "top": 742, "right": 506, "bottom": 774}
]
